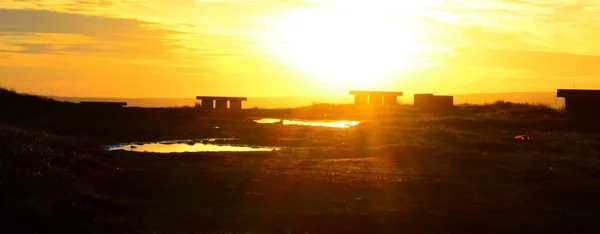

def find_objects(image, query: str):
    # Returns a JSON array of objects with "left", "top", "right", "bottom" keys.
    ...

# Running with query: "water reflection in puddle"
[
  {"left": 254, "top": 118, "right": 360, "bottom": 128},
  {"left": 108, "top": 139, "right": 278, "bottom": 153}
]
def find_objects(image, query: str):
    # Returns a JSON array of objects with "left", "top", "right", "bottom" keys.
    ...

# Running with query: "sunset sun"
[{"left": 260, "top": 4, "right": 424, "bottom": 87}]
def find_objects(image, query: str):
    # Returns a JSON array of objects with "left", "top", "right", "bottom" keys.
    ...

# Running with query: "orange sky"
[{"left": 2, "top": 0, "right": 600, "bottom": 98}]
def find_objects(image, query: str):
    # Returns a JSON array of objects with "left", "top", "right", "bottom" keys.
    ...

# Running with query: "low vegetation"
[{"left": 2, "top": 87, "right": 600, "bottom": 233}]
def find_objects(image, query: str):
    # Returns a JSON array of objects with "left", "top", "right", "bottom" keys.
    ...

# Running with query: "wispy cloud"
[
  {"left": 420, "top": 0, "right": 600, "bottom": 54},
  {"left": 448, "top": 47, "right": 600, "bottom": 77},
  {"left": 0, "top": 8, "right": 184, "bottom": 57}
]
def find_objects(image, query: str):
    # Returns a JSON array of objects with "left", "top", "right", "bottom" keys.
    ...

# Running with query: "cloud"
[
  {"left": 457, "top": 25, "right": 547, "bottom": 50},
  {"left": 499, "top": 0, "right": 599, "bottom": 20},
  {"left": 447, "top": 47, "right": 600, "bottom": 77},
  {"left": 5, "top": 0, "right": 114, "bottom": 10},
  {"left": 412, "top": 0, "right": 600, "bottom": 55},
  {"left": 0, "top": 8, "right": 184, "bottom": 57},
  {"left": 61, "top": 0, "right": 115, "bottom": 12}
]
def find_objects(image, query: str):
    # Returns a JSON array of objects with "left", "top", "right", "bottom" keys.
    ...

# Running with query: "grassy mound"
[{"left": 0, "top": 124, "right": 124, "bottom": 233}]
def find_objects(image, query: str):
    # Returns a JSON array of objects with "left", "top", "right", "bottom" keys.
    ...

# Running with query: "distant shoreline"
[{"left": 48, "top": 92, "right": 563, "bottom": 108}]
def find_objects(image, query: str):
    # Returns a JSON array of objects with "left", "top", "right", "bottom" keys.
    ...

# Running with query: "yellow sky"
[{"left": 2, "top": 0, "right": 600, "bottom": 98}]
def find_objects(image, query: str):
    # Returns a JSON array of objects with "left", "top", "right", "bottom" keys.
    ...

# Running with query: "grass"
[
  {"left": 2, "top": 87, "right": 600, "bottom": 233},
  {"left": 0, "top": 124, "right": 111, "bottom": 233}
]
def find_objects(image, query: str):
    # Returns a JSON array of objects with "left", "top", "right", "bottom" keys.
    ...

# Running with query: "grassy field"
[{"left": 2, "top": 87, "right": 600, "bottom": 233}]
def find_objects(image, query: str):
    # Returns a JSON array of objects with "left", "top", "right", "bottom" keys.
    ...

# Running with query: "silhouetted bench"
[
  {"left": 349, "top": 90, "right": 403, "bottom": 107},
  {"left": 196, "top": 96, "right": 247, "bottom": 110},
  {"left": 557, "top": 89, "right": 600, "bottom": 118},
  {"left": 79, "top": 101, "right": 127, "bottom": 108}
]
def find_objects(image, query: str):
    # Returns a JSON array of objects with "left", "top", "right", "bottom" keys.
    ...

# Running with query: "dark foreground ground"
[{"left": 2, "top": 88, "right": 600, "bottom": 233}]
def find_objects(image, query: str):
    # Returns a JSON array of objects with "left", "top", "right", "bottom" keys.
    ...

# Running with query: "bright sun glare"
[{"left": 260, "top": 1, "right": 428, "bottom": 87}]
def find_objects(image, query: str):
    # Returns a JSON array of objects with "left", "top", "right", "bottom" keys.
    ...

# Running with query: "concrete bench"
[
  {"left": 79, "top": 101, "right": 127, "bottom": 108},
  {"left": 196, "top": 96, "right": 247, "bottom": 110},
  {"left": 557, "top": 89, "right": 600, "bottom": 117},
  {"left": 349, "top": 90, "right": 403, "bottom": 107}
]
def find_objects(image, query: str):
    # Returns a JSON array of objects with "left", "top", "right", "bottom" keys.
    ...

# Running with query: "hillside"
[{"left": 2, "top": 87, "right": 600, "bottom": 233}]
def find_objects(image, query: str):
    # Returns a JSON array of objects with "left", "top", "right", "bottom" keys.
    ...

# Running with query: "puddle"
[
  {"left": 108, "top": 138, "right": 278, "bottom": 153},
  {"left": 254, "top": 118, "right": 360, "bottom": 128}
]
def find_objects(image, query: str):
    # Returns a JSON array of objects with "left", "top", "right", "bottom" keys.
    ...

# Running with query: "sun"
[{"left": 258, "top": 3, "right": 425, "bottom": 88}]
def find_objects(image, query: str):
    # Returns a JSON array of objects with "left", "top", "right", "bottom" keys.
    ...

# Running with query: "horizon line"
[{"left": 45, "top": 91, "right": 561, "bottom": 100}]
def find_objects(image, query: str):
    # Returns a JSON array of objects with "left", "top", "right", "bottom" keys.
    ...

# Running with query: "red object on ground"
[{"left": 514, "top": 135, "right": 531, "bottom": 141}]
